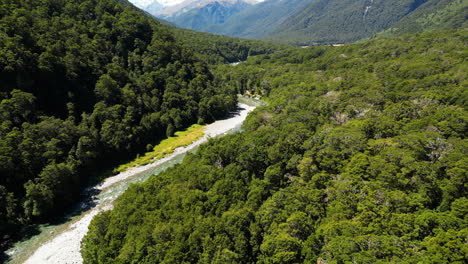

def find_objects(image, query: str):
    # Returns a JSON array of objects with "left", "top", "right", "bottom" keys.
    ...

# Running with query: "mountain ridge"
[
  {"left": 208, "top": 0, "right": 311, "bottom": 38},
  {"left": 135, "top": 0, "right": 467, "bottom": 45},
  {"left": 171, "top": 0, "right": 254, "bottom": 31},
  {"left": 377, "top": 0, "right": 468, "bottom": 37},
  {"left": 264, "top": 0, "right": 430, "bottom": 44}
]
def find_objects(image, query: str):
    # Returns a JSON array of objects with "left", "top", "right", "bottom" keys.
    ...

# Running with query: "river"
[{"left": 5, "top": 101, "right": 258, "bottom": 264}]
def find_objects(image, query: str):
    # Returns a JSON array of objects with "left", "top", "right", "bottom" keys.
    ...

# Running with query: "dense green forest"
[
  {"left": 82, "top": 30, "right": 467, "bottom": 263},
  {"left": 171, "top": 28, "right": 290, "bottom": 65},
  {"left": 0, "top": 0, "right": 288, "bottom": 245}
]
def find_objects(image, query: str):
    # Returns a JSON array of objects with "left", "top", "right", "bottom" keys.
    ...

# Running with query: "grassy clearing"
[{"left": 114, "top": 124, "right": 205, "bottom": 173}]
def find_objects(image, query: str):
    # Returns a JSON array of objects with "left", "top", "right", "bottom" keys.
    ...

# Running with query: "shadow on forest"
[{"left": 0, "top": 185, "right": 101, "bottom": 263}]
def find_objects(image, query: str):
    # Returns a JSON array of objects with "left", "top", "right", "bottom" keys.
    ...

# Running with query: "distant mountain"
[
  {"left": 156, "top": 0, "right": 211, "bottom": 18},
  {"left": 208, "top": 0, "right": 310, "bottom": 38},
  {"left": 171, "top": 0, "right": 254, "bottom": 31},
  {"left": 266, "top": 0, "right": 430, "bottom": 45},
  {"left": 140, "top": 0, "right": 258, "bottom": 18}
]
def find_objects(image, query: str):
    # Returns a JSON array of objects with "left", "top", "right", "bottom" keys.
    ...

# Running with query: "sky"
[{"left": 130, "top": 0, "right": 263, "bottom": 8}]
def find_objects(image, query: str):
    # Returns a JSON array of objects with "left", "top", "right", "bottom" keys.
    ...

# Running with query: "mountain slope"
[
  {"left": 377, "top": 0, "right": 468, "bottom": 37},
  {"left": 171, "top": 27, "right": 290, "bottom": 64},
  {"left": 145, "top": 0, "right": 164, "bottom": 14},
  {"left": 208, "top": 0, "right": 311, "bottom": 38},
  {"left": 155, "top": 0, "right": 208, "bottom": 17},
  {"left": 137, "top": 0, "right": 466, "bottom": 45},
  {"left": 266, "top": 0, "right": 430, "bottom": 45},
  {"left": 171, "top": 0, "right": 253, "bottom": 31}
]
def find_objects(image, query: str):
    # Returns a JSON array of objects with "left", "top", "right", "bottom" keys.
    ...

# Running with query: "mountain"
[
  {"left": 145, "top": 0, "right": 164, "bottom": 14},
  {"left": 171, "top": 0, "right": 254, "bottom": 31},
  {"left": 377, "top": 0, "right": 468, "bottom": 37},
  {"left": 130, "top": 0, "right": 160, "bottom": 8},
  {"left": 208, "top": 0, "right": 311, "bottom": 38},
  {"left": 266, "top": 0, "right": 430, "bottom": 45},
  {"left": 156, "top": 0, "right": 211, "bottom": 18},
  {"left": 139, "top": 0, "right": 259, "bottom": 32}
]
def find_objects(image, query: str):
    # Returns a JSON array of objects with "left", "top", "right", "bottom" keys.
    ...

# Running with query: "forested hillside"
[
  {"left": 82, "top": 30, "right": 467, "bottom": 263},
  {"left": 377, "top": 0, "right": 468, "bottom": 37},
  {"left": 0, "top": 0, "right": 242, "bottom": 244},
  {"left": 172, "top": 28, "right": 290, "bottom": 64},
  {"left": 266, "top": 0, "right": 429, "bottom": 44},
  {"left": 207, "top": 0, "right": 311, "bottom": 39}
]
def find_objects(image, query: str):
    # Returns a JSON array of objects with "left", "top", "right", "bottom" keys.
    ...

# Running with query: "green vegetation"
[
  {"left": 82, "top": 29, "right": 467, "bottom": 263},
  {"left": 171, "top": 0, "right": 253, "bottom": 33},
  {"left": 200, "top": 0, "right": 466, "bottom": 45},
  {"left": 172, "top": 28, "right": 290, "bottom": 64},
  {"left": 115, "top": 124, "right": 205, "bottom": 173},
  {"left": 378, "top": 0, "right": 468, "bottom": 37},
  {"left": 0, "top": 0, "right": 246, "bottom": 244}
]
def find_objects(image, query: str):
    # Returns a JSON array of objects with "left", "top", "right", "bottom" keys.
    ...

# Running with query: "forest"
[
  {"left": 171, "top": 28, "right": 289, "bottom": 65},
  {"left": 266, "top": 0, "right": 429, "bottom": 45},
  {"left": 82, "top": 30, "right": 467, "bottom": 263},
  {"left": 0, "top": 0, "right": 284, "bottom": 245},
  {"left": 378, "top": 0, "right": 468, "bottom": 38},
  {"left": 265, "top": 0, "right": 468, "bottom": 45}
]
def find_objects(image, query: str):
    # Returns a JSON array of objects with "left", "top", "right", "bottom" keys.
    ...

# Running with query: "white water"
[
  {"left": 363, "top": 0, "right": 374, "bottom": 18},
  {"left": 6, "top": 102, "right": 256, "bottom": 264}
]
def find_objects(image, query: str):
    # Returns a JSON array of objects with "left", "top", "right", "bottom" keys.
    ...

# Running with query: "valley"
[
  {"left": 0, "top": 0, "right": 466, "bottom": 263},
  {"left": 81, "top": 30, "right": 467, "bottom": 263}
]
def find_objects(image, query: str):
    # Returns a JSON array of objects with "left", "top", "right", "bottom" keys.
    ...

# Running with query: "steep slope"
[
  {"left": 0, "top": 0, "right": 239, "bottom": 246},
  {"left": 154, "top": 0, "right": 207, "bottom": 18},
  {"left": 171, "top": 0, "right": 253, "bottom": 31},
  {"left": 151, "top": 0, "right": 256, "bottom": 18},
  {"left": 377, "top": 0, "right": 468, "bottom": 37},
  {"left": 130, "top": 0, "right": 160, "bottom": 8},
  {"left": 208, "top": 0, "right": 310, "bottom": 38},
  {"left": 266, "top": 0, "right": 430, "bottom": 45}
]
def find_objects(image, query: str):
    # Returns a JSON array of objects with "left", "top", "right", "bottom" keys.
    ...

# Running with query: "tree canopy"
[
  {"left": 0, "top": 0, "right": 278, "bottom": 244},
  {"left": 82, "top": 29, "right": 468, "bottom": 263}
]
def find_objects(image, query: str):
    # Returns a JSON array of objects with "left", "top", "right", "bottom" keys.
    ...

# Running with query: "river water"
[{"left": 5, "top": 100, "right": 258, "bottom": 264}]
